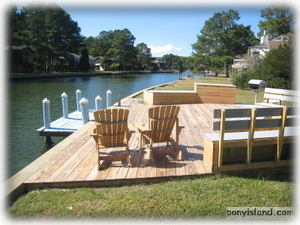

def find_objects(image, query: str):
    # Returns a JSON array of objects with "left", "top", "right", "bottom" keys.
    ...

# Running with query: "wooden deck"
[{"left": 24, "top": 97, "right": 246, "bottom": 190}]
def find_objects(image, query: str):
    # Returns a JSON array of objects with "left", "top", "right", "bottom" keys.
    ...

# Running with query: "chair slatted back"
[
  {"left": 94, "top": 108, "right": 129, "bottom": 147},
  {"left": 148, "top": 105, "right": 180, "bottom": 143}
]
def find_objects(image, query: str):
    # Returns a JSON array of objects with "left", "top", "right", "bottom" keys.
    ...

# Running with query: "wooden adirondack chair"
[
  {"left": 88, "top": 108, "right": 133, "bottom": 170},
  {"left": 136, "top": 105, "right": 184, "bottom": 162}
]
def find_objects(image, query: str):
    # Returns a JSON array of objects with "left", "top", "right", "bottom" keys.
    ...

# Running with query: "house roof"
[{"left": 268, "top": 32, "right": 293, "bottom": 50}]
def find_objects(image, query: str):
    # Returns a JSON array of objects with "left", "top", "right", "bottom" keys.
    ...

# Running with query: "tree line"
[{"left": 8, "top": 3, "right": 294, "bottom": 84}]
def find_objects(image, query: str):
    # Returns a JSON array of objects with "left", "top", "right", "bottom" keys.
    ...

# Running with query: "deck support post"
[
  {"left": 76, "top": 89, "right": 82, "bottom": 112},
  {"left": 42, "top": 98, "right": 51, "bottom": 129},
  {"left": 106, "top": 90, "right": 112, "bottom": 108},
  {"left": 95, "top": 95, "right": 102, "bottom": 111},
  {"left": 80, "top": 97, "right": 89, "bottom": 124},
  {"left": 44, "top": 136, "right": 53, "bottom": 146},
  {"left": 118, "top": 95, "right": 122, "bottom": 106},
  {"left": 61, "top": 92, "right": 68, "bottom": 119}
]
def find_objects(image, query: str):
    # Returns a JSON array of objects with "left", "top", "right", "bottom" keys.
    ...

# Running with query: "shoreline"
[{"left": 10, "top": 70, "right": 176, "bottom": 80}]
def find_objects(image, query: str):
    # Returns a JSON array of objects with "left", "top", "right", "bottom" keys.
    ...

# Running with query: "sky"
[
  {"left": 64, "top": 6, "right": 265, "bottom": 57},
  {"left": 3, "top": 0, "right": 298, "bottom": 58}
]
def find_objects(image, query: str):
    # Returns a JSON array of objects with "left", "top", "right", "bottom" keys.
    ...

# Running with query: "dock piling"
[
  {"left": 80, "top": 97, "right": 89, "bottom": 124},
  {"left": 61, "top": 92, "right": 68, "bottom": 119},
  {"left": 42, "top": 98, "right": 51, "bottom": 129},
  {"left": 76, "top": 89, "right": 82, "bottom": 112},
  {"left": 106, "top": 90, "right": 112, "bottom": 108},
  {"left": 95, "top": 95, "right": 102, "bottom": 111}
]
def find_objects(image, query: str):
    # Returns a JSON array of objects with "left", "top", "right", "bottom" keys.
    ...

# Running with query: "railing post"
[
  {"left": 80, "top": 97, "right": 89, "bottom": 124},
  {"left": 76, "top": 89, "right": 82, "bottom": 112},
  {"left": 42, "top": 98, "right": 51, "bottom": 129},
  {"left": 61, "top": 92, "right": 68, "bottom": 118},
  {"left": 106, "top": 90, "right": 112, "bottom": 108},
  {"left": 95, "top": 95, "right": 102, "bottom": 111}
]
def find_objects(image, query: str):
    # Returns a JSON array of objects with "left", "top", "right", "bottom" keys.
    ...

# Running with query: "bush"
[
  {"left": 259, "top": 43, "right": 293, "bottom": 89},
  {"left": 231, "top": 70, "right": 249, "bottom": 89},
  {"left": 231, "top": 42, "right": 293, "bottom": 90}
]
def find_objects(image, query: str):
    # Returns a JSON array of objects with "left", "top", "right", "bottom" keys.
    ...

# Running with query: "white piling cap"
[
  {"left": 106, "top": 90, "right": 112, "bottom": 94},
  {"left": 61, "top": 92, "right": 68, "bottom": 97},
  {"left": 95, "top": 95, "right": 102, "bottom": 100},
  {"left": 76, "top": 89, "right": 81, "bottom": 93},
  {"left": 43, "top": 98, "right": 50, "bottom": 103},
  {"left": 79, "top": 97, "right": 88, "bottom": 104}
]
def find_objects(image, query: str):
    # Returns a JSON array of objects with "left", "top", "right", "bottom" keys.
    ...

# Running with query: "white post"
[
  {"left": 106, "top": 89, "right": 112, "bottom": 108},
  {"left": 61, "top": 92, "right": 68, "bottom": 118},
  {"left": 80, "top": 97, "right": 89, "bottom": 124},
  {"left": 42, "top": 98, "right": 51, "bottom": 129},
  {"left": 95, "top": 95, "right": 102, "bottom": 111},
  {"left": 254, "top": 90, "right": 259, "bottom": 104},
  {"left": 76, "top": 89, "right": 82, "bottom": 112}
]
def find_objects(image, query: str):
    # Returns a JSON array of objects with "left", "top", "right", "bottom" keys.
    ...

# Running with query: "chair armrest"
[
  {"left": 88, "top": 122, "right": 101, "bottom": 136},
  {"left": 135, "top": 122, "right": 148, "bottom": 132},
  {"left": 88, "top": 125, "right": 97, "bottom": 136},
  {"left": 128, "top": 123, "right": 136, "bottom": 133}
]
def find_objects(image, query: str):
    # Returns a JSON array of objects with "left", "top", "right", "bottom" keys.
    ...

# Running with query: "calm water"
[{"left": 7, "top": 73, "right": 181, "bottom": 178}]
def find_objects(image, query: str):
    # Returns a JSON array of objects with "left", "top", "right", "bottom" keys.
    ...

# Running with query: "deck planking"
[{"left": 25, "top": 97, "right": 246, "bottom": 190}]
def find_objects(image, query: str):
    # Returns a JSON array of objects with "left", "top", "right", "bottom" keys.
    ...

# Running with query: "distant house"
[
  {"left": 57, "top": 53, "right": 96, "bottom": 72},
  {"left": 232, "top": 32, "right": 293, "bottom": 71},
  {"left": 231, "top": 53, "right": 248, "bottom": 70},
  {"left": 151, "top": 57, "right": 167, "bottom": 70},
  {"left": 9, "top": 46, "right": 35, "bottom": 73}
]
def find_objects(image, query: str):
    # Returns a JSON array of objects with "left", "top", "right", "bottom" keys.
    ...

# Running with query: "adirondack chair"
[
  {"left": 88, "top": 108, "right": 134, "bottom": 170},
  {"left": 136, "top": 105, "right": 184, "bottom": 162}
]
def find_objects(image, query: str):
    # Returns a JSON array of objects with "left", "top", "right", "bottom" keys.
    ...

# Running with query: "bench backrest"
[
  {"left": 213, "top": 106, "right": 295, "bottom": 166},
  {"left": 264, "top": 87, "right": 298, "bottom": 105},
  {"left": 213, "top": 107, "right": 295, "bottom": 132}
]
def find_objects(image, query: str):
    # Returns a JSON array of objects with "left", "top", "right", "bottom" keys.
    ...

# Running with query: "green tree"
[
  {"left": 259, "top": 42, "right": 293, "bottom": 89},
  {"left": 162, "top": 54, "right": 186, "bottom": 73},
  {"left": 79, "top": 47, "right": 90, "bottom": 72},
  {"left": 258, "top": 6, "right": 294, "bottom": 39},
  {"left": 232, "top": 42, "right": 293, "bottom": 89},
  {"left": 136, "top": 42, "right": 152, "bottom": 70},
  {"left": 192, "top": 9, "right": 257, "bottom": 76},
  {"left": 10, "top": 3, "right": 83, "bottom": 72},
  {"left": 110, "top": 29, "right": 137, "bottom": 71}
]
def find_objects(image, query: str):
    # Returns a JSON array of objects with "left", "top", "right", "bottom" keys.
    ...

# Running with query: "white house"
[{"left": 232, "top": 32, "right": 293, "bottom": 71}]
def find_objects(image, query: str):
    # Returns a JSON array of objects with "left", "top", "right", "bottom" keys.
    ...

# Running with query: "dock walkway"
[
  {"left": 23, "top": 97, "right": 245, "bottom": 191},
  {"left": 36, "top": 110, "right": 95, "bottom": 136}
]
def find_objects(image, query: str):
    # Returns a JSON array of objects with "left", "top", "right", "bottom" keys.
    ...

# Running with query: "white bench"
[
  {"left": 203, "top": 106, "right": 296, "bottom": 173},
  {"left": 257, "top": 87, "right": 298, "bottom": 106}
]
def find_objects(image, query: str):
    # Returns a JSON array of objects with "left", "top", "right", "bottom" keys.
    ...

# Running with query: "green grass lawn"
[{"left": 8, "top": 174, "right": 293, "bottom": 219}]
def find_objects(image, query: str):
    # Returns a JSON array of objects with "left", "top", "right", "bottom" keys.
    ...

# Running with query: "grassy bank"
[
  {"left": 8, "top": 174, "right": 292, "bottom": 219},
  {"left": 151, "top": 75, "right": 265, "bottom": 104}
]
